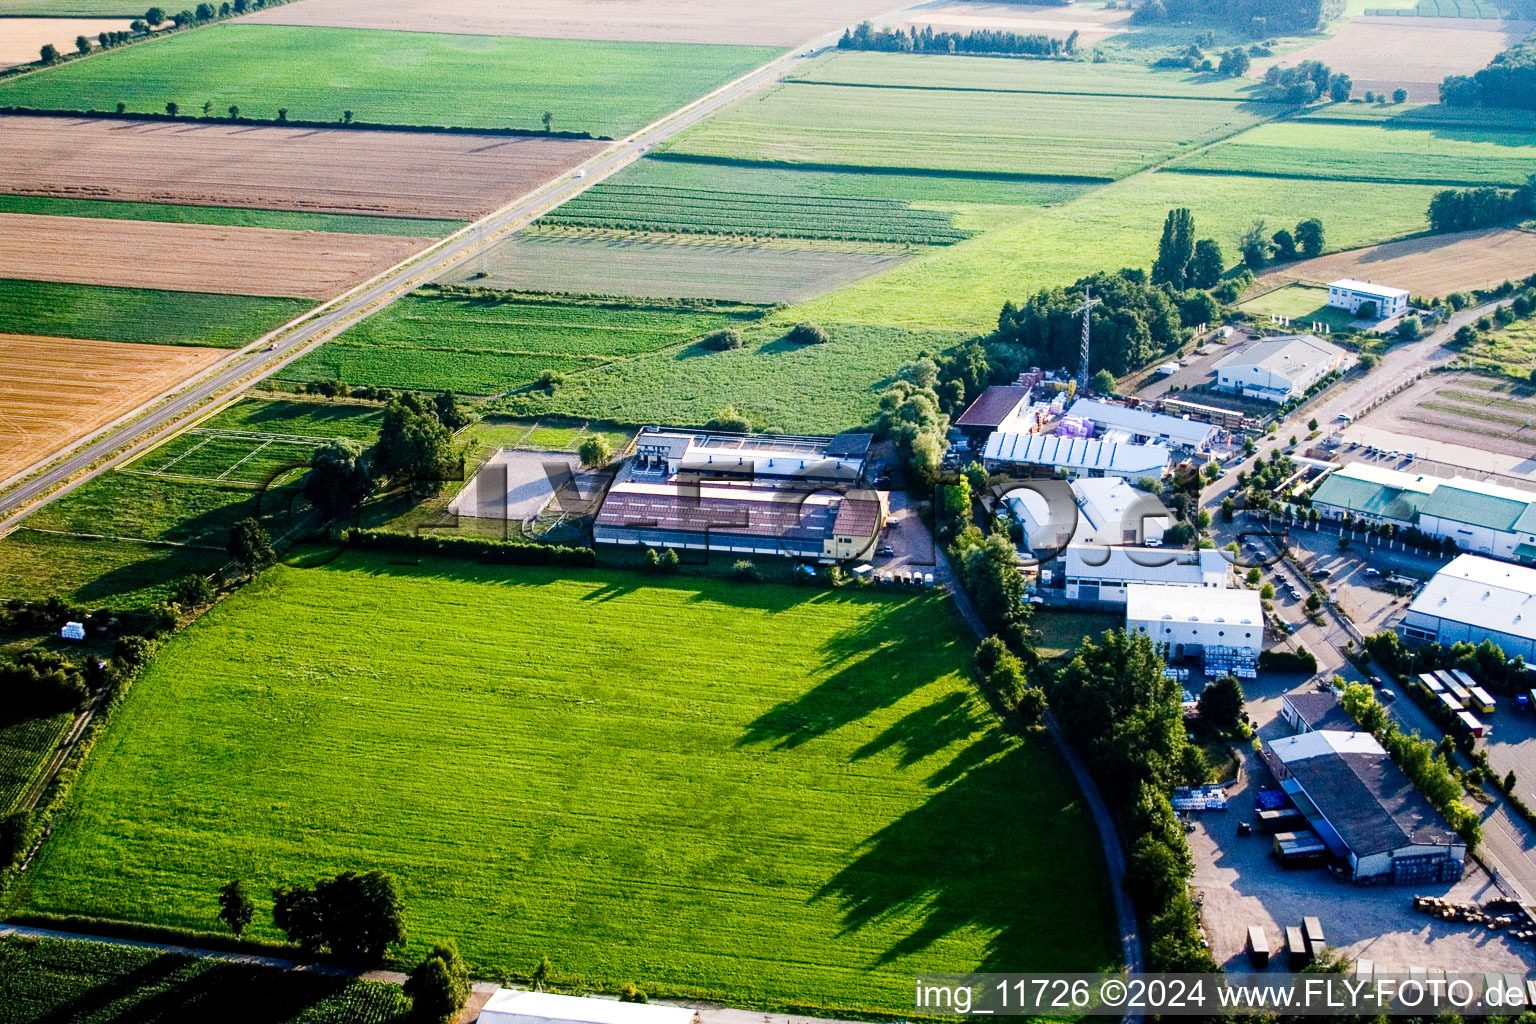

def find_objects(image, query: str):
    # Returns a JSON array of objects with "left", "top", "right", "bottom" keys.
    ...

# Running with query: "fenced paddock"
[{"left": 120, "top": 428, "right": 327, "bottom": 487}]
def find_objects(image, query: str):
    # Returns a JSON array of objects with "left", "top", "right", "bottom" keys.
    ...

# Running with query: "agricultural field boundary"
[
  {"left": 0, "top": 26, "right": 863, "bottom": 531},
  {"left": 785, "top": 78, "right": 1282, "bottom": 103},
  {"left": 648, "top": 151, "right": 1116, "bottom": 184},
  {"left": 1157, "top": 164, "right": 1529, "bottom": 188}
]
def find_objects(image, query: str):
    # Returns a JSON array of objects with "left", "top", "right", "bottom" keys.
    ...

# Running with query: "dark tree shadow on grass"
[{"left": 814, "top": 742, "right": 1118, "bottom": 972}]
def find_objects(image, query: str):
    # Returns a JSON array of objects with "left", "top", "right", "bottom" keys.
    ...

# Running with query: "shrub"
[
  {"left": 1257, "top": 647, "right": 1317, "bottom": 673},
  {"left": 785, "top": 322, "right": 830, "bottom": 345},
  {"left": 731, "top": 560, "right": 760, "bottom": 582},
  {"left": 700, "top": 328, "right": 742, "bottom": 351}
]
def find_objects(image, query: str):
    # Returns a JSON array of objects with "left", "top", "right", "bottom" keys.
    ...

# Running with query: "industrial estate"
[{"left": 9, "top": 0, "right": 1536, "bottom": 1020}]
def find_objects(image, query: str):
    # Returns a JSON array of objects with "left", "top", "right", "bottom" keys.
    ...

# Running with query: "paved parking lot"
[{"left": 1192, "top": 674, "right": 1536, "bottom": 974}]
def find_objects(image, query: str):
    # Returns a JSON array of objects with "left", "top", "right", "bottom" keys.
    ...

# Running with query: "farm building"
[
  {"left": 1213, "top": 333, "right": 1354, "bottom": 403},
  {"left": 479, "top": 991, "right": 695, "bottom": 1024},
  {"left": 953, "top": 385, "right": 1034, "bottom": 445},
  {"left": 1064, "top": 399, "right": 1218, "bottom": 451},
  {"left": 982, "top": 432, "right": 1169, "bottom": 480},
  {"left": 1260, "top": 729, "right": 1466, "bottom": 884},
  {"left": 1003, "top": 477, "right": 1168, "bottom": 554},
  {"left": 1063, "top": 545, "right": 1230, "bottom": 605},
  {"left": 633, "top": 426, "right": 871, "bottom": 485},
  {"left": 1125, "top": 583, "right": 1261, "bottom": 661},
  {"left": 1308, "top": 463, "right": 1439, "bottom": 528},
  {"left": 1281, "top": 690, "right": 1357, "bottom": 734},
  {"left": 1400, "top": 554, "right": 1536, "bottom": 660},
  {"left": 593, "top": 427, "right": 885, "bottom": 560},
  {"left": 1327, "top": 279, "right": 1408, "bottom": 319}
]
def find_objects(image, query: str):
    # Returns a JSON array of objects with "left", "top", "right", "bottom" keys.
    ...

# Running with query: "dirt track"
[
  {"left": 0, "top": 117, "right": 607, "bottom": 220},
  {"left": 1254, "top": 16, "right": 1534, "bottom": 102},
  {"left": 235, "top": 0, "right": 900, "bottom": 45},
  {"left": 1260, "top": 226, "right": 1536, "bottom": 297},
  {"left": 0, "top": 213, "right": 428, "bottom": 299},
  {"left": 0, "top": 333, "right": 225, "bottom": 483}
]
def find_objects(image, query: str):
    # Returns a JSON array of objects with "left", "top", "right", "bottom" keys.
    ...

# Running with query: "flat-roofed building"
[
  {"left": 1260, "top": 729, "right": 1466, "bottom": 883},
  {"left": 1004, "top": 477, "right": 1168, "bottom": 554},
  {"left": 1065, "top": 398, "right": 1218, "bottom": 451},
  {"left": 1064, "top": 545, "right": 1230, "bottom": 605},
  {"left": 1214, "top": 333, "right": 1354, "bottom": 403},
  {"left": 1416, "top": 478, "right": 1536, "bottom": 562},
  {"left": 1309, "top": 463, "right": 1438, "bottom": 528},
  {"left": 1125, "top": 582, "right": 1261, "bottom": 658},
  {"left": 1328, "top": 279, "right": 1409, "bottom": 319},
  {"left": 633, "top": 426, "right": 871, "bottom": 485},
  {"left": 1401, "top": 554, "right": 1536, "bottom": 659}
]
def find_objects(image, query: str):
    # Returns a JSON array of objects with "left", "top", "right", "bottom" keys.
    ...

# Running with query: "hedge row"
[
  {"left": 0, "top": 106, "right": 601, "bottom": 140},
  {"left": 346, "top": 529, "right": 597, "bottom": 566}
]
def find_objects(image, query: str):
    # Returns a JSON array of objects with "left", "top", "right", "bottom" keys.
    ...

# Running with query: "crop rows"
[
  {"left": 0, "top": 713, "right": 72, "bottom": 816},
  {"left": 545, "top": 184, "right": 969, "bottom": 243},
  {"left": 0, "top": 279, "right": 312, "bottom": 348},
  {"left": 1366, "top": 0, "right": 1505, "bottom": 14}
]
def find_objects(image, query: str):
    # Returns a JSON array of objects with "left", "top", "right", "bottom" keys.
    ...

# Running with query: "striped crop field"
[
  {"left": 1170, "top": 120, "right": 1536, "bottom": 186},
  {"left": 7, "top": 556, "right": 1119, "bottom": 1015}
]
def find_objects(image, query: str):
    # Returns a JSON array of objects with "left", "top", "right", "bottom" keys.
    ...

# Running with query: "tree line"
[
  {"left": 1427, "top": 178, "right": 1536, "bottom": 232},
  {"left": 837, "top": 21, "right": 1074, "bottom": 57},
  {"left": 1441, "top": 41, "right": 1536, "bottom": 109},
  {"left": 1261, "top": 59, "right": 1351, "bottom": 103},
  {"left": 1133, "top": 0, "right": 1340, "bottom": 34}
]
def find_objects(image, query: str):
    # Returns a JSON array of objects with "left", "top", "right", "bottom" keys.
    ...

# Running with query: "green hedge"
[{"left": 347, "top": 529, "right": 596, "bottom": 566}]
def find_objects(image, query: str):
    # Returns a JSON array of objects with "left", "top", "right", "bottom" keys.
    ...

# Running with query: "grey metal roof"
[
  {"left": 955, "top": 386, "right": 1032, "bottom": 428},
  {"left": 825, "top": 432, "right": 874, "bottom": 458},
  {"left": 1284, "top": 691, "right": 1356, "bottom": 733}
]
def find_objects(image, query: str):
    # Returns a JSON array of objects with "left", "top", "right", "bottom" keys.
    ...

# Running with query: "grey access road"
[{"left": 0, "top": 21, "right": 865, "bottom": 531}]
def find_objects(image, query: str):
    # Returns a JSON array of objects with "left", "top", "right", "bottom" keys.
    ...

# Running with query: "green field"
[
  {"left": 0, "top": 194, "right": 462, "bottom": 237},
  {"left": 0, "top": 711, "right": 72, "bottom": 817},
  {"left": 664, "top": 79, "right": 1277, "bottom": 181},
  {"left": 0, "top": 936, "right": 411, "bottom": 1024},
  {"left": 0, "top": 279, "right": 312, "bottom": 347},
  {"left": 499, "top": 320, "right": 965, "bottom": 433},
  {"left": 1294, "top": 103, "right": 1536, "bottom": 130},
  {"left": 1238, "top": 284, "right": 1361, "bottom": 332},
  {"left": 0, "top": 530, "right": 227, "bottom": 610},
  {"left": 9, "top": 556, "right": 1118, "bottom": 1013},
  {"left": 784, "top": 170, "right": 1445, "bottom": 332},
  {"left": 0, "top": 0, "right": 140, "bottom": 10},
  {"left": 441, "top": 228, "right": 912, "bottom": 304},
  {"left": 278, "top": 292, "right": 764, "bottom": 396},
  {"left": 785, "top": 50, "right": 1263, "bottom": 100},
  {"left": 1172, "top": 120, "right": 1536, "bottom": 186},
  {"left": 0, "top": 25, "right": 781, "bottom": 137}
]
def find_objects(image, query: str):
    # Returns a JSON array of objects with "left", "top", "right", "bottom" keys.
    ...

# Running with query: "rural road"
[{"left": 0, "top": 12, "right": 901, "bottom": 531}]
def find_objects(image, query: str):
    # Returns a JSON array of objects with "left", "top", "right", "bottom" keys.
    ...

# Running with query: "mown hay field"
[
  {"left": 0, "top": 279, "right": 313, "bottom": 348},
  {"left": 0, "top": 194, "right": 461, "bottom": 238},
  {"left": 664, "top": 79, "right": 1278, "bottom": 181},
  {"left": 0, "top": 25, "right": 781, "bottom": 137},
  {"left": 0, "top": 935, "right": 412, "bottom": 1024},
  {"left": 278, "top": 291, "right": 761, "bottom": 395},
  {"left": 1170, "top": 120, "right": 1536, "bottom": 185},
  {"left": 9, "top": 556, "right": 1119, "bottom": 1013},
  {"left": 1259, "top": 226, "right": 1536, "bottom": 295},
  {"left": 784, "top": 170, "right": 1445, "bottom": 332},
  {"left": 234, "top": 0, "right": 896, "bottom": 45},
  {"left": 0, "top": 333, "right": 225, "bottom": 483},
  {"left": 0, "top": 117, "right": 604, "bottom": 221},
  {"left": 441, "top": 227, "right": 914, "bottom": 304},
  {"left": 0, "top": 17, "right": 136, "bottom": 68},
  {"left": 0, "top": 213, "right": 425, "bottom": 299}
]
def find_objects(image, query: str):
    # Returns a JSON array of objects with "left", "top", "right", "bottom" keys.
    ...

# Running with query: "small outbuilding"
[
  {"left": 478, "top": 992, "right": 696, "bottom": 1024},
  {"left": 59, "top": 621, "right": 85, "bottom": 641}
]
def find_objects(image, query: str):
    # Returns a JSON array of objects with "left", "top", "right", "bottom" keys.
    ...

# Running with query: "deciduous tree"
[{"left": 218, "top": 879, "right": 256, "bottom": 936}]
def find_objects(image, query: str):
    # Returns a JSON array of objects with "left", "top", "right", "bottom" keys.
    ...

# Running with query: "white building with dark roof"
[
  {"left": 1214, "top": 333, "right": 1354, "bottom": 403},
  {"left": 1261, "top": 729, "right": 1466, "bottom": 883},
  {"left": 1328, "top": 279, "right": 1409, "bottom": 318},
  {"left": 1401, "top": 554, "right": 1536, "bottom": 659}
]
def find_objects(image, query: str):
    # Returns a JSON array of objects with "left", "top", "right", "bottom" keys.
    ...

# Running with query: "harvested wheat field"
[
  {"left": 1260, "top": 227, "right": 1536, "bottom": 296},
  {"left": 0, "top": 333, "right": 225, "bottom": 483},
  {"left": 0, "top": 18, "right": 137, "bottom": 68},
  {"left": 896, "top": 2, "right": 1133, "bottom": 45},
  {"left": 0, "top": 117, "right": 606, "bottom": 220},
  {"left": 235, "top": 0, "right": 898, "bottom": 44},
  {"left": 1255, "top": 16, "right": 1534, "bottom": 101},
  {"left": 0, "top": 213, "right": 425, "bottom": 299}
]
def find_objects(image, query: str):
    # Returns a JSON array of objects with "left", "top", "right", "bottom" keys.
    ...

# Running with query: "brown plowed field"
[
  {"left": 0, "top": 117, "right": 607, "bottom": 220},
  {"left": 0, "top": 19, "right": 138, "bottom": 69},
  {"left": 1259, "top": 226, "right": 1536, "bottom": 297},
  {"left": 0, "top": 333, "right": 226, "bottom": 484},
  {"left": 1252, "top": 16, "right": 1534, "bottom": 102},
  {"left": 235, "top": 0, "right": 899, "bottom": 45},
  {"left": 0, "top": 213, "right": 427, "bottom": 298}
]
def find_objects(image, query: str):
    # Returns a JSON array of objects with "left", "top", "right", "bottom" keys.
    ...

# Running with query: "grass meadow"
[
  {"left": 278, "top": 292, "right": 763, "bottom": 395},
  {"left": 664, "top": 80, "right": 1276, "bottom": 181},
  {"left": 1238, "top": 284, "right": 1361, "bottom": 332},
  {"left": 1171, "top": 120, "right": 1536, "bottom": 185},
  {"left": 0, "top": 25, "right": 781, "bottom": 137},
  {"left": 784, "top": 170, "right": 1445, "bottom": 332},
  {"left": 0, "top": 530, "right": 227, "bottom": 610},
  {"left": 0, "top": 279, "right": 312, "bottom": 347},
  {"left": 0, "top": 194, "right": 462, "bottom": 238},
  {"left": 0, "top": 936, "right": 411, "bottom": 1024},
  {"left": 10, "top": 556, "right": 1119, "bottom": 1013}
]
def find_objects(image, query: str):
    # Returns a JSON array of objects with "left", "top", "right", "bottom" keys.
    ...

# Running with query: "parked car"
[
  {"left": 876, "top": 545, "right": 895, "bottom": 557},
  {"left": 1313, "top": 569, "right": 1332, "bottom": 580},
  {"left": 1364, "top": 567, "right": 1381, "bottom": 578},
  {"left": 1380, "top": 688, "right": 1397, "bottom": 702}
]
